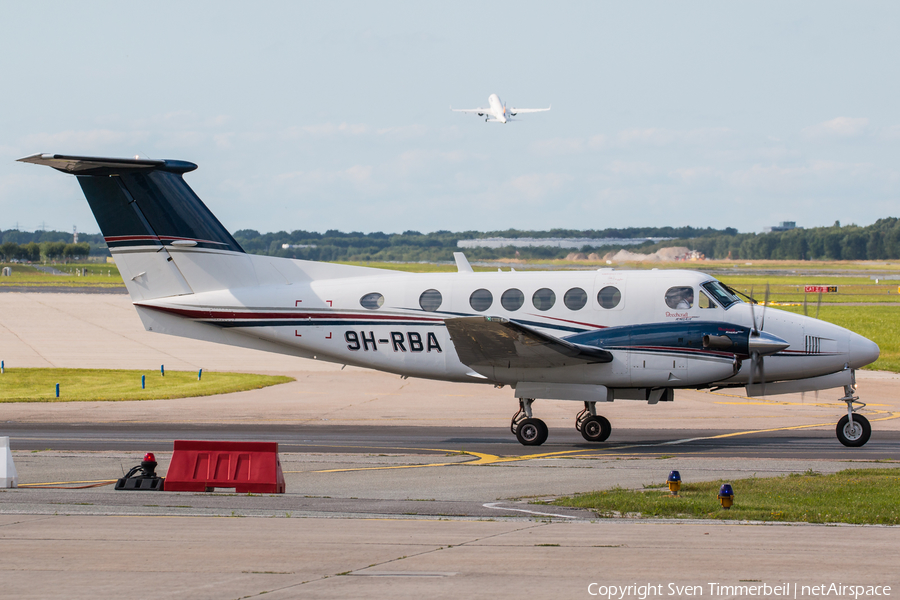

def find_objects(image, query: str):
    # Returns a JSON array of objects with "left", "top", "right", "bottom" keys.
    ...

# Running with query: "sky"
[{"left": 1, "top": 2, "right": 898, "bottom": 236}]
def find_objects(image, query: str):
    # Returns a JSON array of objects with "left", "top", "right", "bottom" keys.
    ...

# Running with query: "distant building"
[
  {"left": 456, "top": 237, "right": 671, "bottom": 249},
  {"left": 766, "top": 221, "right": 797, "bottom": 233},
  {"left": 282, "top": 244, "right": 317, "bottom": 249}
]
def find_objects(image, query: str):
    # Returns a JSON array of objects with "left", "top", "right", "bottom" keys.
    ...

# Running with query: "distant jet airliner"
[{"left": 452, "top": 94, "right": 550, "bottom": 123}]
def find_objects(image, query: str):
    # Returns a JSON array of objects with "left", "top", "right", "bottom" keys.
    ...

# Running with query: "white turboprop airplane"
[
  {"left": 451, "top": 94, "right": 550, "bottom": 123},
  {"left": 18, "top": 153, "right": 881, "bottom": 447}
]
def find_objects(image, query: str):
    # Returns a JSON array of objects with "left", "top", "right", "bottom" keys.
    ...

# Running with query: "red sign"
[{"left": 805, "top": 285, "right": 838, "bottom": 293}]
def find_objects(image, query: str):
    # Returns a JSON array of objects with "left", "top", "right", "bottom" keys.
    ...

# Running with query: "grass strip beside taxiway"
[
  {"left": 0, "top": 368, "right": 293, "bottom": 402},
  {"left": 551, "top": 467, "right": 900, "bottom": 525}
]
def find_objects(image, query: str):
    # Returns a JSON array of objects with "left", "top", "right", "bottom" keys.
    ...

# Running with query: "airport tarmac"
[{"left": 1, "top": 292, "right": 899, "bottom": 599}]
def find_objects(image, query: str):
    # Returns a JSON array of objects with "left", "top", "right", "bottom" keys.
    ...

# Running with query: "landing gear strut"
[
  {"left": 511, "top": 398, "right": 548, "bottom": 446},
  {"left": 575, "top": 402, "right": 612, "bottom": 442},
  {"left": 836, "top": 379, "right": 870, "bottom": 447}
]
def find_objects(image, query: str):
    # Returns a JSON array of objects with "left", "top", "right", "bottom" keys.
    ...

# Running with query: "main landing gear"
[
  {"left": 575, "top": 402, "right": 611, "bottom": 443},
  {"left": 511, "top": 399, "right": 548, "bottom": 446},
  {"left": 511, "top": 399, "right": 614, "bottom": 446},
  {"left": 836, "top": 382, "right": 871, "bottom": 447}
]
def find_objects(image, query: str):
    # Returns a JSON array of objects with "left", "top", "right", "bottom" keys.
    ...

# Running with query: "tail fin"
[{"left": 18, "top": 153, "right": 246, "bottom": 300}]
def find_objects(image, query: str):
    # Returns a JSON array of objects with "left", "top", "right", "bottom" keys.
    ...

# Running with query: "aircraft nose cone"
[{"left": 849, "top": 333, "right": 880, "bottom": 368}]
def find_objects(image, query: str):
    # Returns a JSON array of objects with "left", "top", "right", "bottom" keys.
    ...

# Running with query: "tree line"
[
  {"left": 233, "top": 219, "right": 900, "bottom": 262},
  {"left": 4, "top": 218, "right": 899, "bottom": 263},
  {"left": 0, "top": 241, "right": 91, "bottom": 262},
  {"left": 648, "top": 218, "right": 900, "bottom": 260}
]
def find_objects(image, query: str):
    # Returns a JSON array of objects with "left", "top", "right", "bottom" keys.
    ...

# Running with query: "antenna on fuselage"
[{"left": 453, "top": 252, "right": 474, "bottom": 273}]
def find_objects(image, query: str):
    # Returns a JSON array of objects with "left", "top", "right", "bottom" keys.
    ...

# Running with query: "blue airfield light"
[
  {"left": 718, "top": 483, "right": 735, "bottom": 509},
  {"left": 142, "top": 375, "right": 145, "bottom": 389},
  {"left": 667, "top": 470, "right": 682, "bottom": 495}
]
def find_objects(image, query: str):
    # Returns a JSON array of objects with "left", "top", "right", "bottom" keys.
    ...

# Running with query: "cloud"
[
  {"left": 506, "top": 173, "right": 572, "bottom": 201},
  {"left": 376, "top": 124, "right": 428, "bottom": 139},
  {"left": 605, "top": 160, "right": 657, "bottom": 177},
  {"left": 669, "top": 166, "right": 715, "bottom": 184},
  {"left": 727, "top": 160, "right": 874, "bottom": 192},
  {"left": 881, "top": 125, "right": 900, "bottom": 141},
  {"left": 802, "top": 117, "right": 869, "bottom": 139},
  {"left": 21, "top": 129, "right": 149, "bottom": 151},
  {"left": 393, "top": 149, "right": 468, "bottom": 177},
  {"left": 530, "top": 137, "right": 584, "bottom": 156},
  {"left": 276, "top": 165, "right": 374, "bottom": 189},
  {"left": 282, "top": 122, "right": 370, "bottom": 138},
  {"left": 615, "top": 127, "right": 731, "bottom": 148}
]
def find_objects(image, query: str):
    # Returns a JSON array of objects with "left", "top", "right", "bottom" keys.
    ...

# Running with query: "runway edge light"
[
  {"left": 718, "top": 484, "right": 734, "bottom": 509},
  {"left": 667, "top": 470, "right": 681, "bottom": 495},
  {"left": 114, "top": 451, "right": 164, "bottom": 491},
  {"left": 1, "top": 436, "right": 18, "bottom": 488}
]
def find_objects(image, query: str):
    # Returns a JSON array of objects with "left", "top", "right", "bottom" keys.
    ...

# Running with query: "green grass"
[
  {"left": 0, "top": 262, "right": 124, "bottom": 289},
  {"left": 0, "top": 368, "right": 293, "bottom": 402},
  {"left": 717, "top": 275, "right": 900, "bottom": 304},
  {"left": 776, "top": 304, "right": 900, "bottom": 372},
  {"left": 552, "top": 468, "right": 900, "bottom": 525}
]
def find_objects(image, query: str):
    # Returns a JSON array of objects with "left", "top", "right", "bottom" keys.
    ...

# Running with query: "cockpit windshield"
[{"left": 702, "top": 280, "right": 740, "bottom": 309}]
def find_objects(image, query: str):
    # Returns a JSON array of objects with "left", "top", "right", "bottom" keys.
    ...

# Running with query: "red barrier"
[{"left": 163, "top": 440, "right": 285, "bottom": 493}]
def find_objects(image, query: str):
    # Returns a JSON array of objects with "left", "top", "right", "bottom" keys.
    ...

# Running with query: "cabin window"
[
  {"left": 564, "top": 287, "right": 587, "bottom": 310},
  {"left": 597, "top": 286, "right": 621, "bottom": 309},
  {"left": 699, "top": 290, "right": 717, "bottom": 309},
  {"left": 665, "top": 286, "right": 694, "bottom": 309},
  {"left": 360, "top": 292, "right": 384, "bottom": 310},
  {"left": 532, "top": 288, "right": 556, "bottom": 311},
  {"left": 501, "top": 288, "right": 524, "bottom": 311},
  {"left": 419, "top": 289, "right": 442, "bottom": 312},
  {"left": 469, "top": 288, "right": 493, "bottom": 312}
]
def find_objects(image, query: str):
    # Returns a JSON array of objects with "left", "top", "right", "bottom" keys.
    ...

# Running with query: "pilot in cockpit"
[{"left": 665, "top": 286, "right": 694, "bottom": 309}]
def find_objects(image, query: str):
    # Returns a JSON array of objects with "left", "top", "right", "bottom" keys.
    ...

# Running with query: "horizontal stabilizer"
[
  {"left": 17, "top": 153, "right": 196, "bottom": 175},
  {"left": 445, "top": 316, "right": 613, "bottom": 370}
]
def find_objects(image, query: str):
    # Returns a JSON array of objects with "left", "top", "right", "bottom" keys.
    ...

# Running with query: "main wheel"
[
  {"left": 836, "top": 414, "right": 871, "bottom": 447},
  {"left": 516, "top": 418, "right": 548, "bottom": 446},
  {"left": 580, "top": 415, "right": 612, "bottom": 442}
]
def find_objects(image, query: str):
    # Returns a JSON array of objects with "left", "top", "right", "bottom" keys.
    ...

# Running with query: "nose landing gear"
[{"left": 836, "top": 382, "right": 870, "bottom": 447}]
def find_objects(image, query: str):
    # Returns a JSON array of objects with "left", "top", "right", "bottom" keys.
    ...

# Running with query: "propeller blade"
[
  {"left": 758, "top": 354, "right": 766, "bottom": 396},
  {"left": 748, "top": 286, "right": 757, "bottom": 333},
  {"left": 803, "top": 292, "right": 808, "bottom": 316},
  {"left": 760, "top": 283, "right": 770, "bottom": 332},
  {"left": 748, "top": 351, "right": 757, "bottom": 388},
  {"left": 815, "top": 291, "right": 822, "bottom": 319}
]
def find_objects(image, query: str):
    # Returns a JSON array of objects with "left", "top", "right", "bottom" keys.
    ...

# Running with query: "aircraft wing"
[
  {"left": 445, "top": 316, "right": 612, "bottom": 370},
  {"left": 451, "top": 107, "right": 489, "bottom": 114},
  {"left": 510, "top": 106, "right": 551, "bottom": 115}
]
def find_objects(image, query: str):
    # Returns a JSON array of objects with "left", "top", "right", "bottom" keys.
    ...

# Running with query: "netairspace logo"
[{"left": 586, "top": 582, "right": 892, "bottom": 599}]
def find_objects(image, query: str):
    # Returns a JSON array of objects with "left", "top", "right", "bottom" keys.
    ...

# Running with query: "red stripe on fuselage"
[
  {"left": 139, "top": 304, "right": 445, "bottom": 322},
  {"left": 527, "top": 314, "right": 607, "bottom": 329}
]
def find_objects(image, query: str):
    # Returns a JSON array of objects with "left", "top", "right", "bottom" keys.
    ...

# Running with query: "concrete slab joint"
[{"left": 1, "top": 437, "right": 17, "bottom": 488}]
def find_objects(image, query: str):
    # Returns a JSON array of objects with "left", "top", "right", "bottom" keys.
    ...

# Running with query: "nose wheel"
[
  {"left": 837, "top": 414, "right": 870, "bottom": 447},
  {"left": 836, "top": 379, "right": 871, "bottom": 447}
]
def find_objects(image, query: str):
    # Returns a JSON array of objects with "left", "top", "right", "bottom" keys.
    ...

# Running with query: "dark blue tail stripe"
[{"left": 76, "top": 166, "right": 243, "bottom": 253}]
